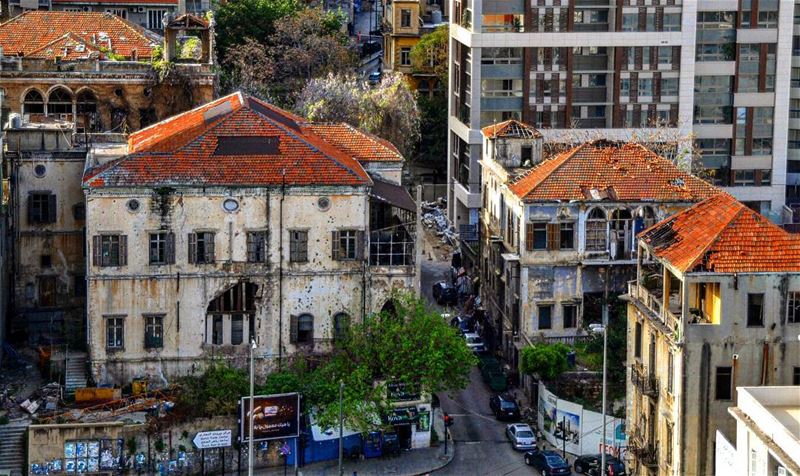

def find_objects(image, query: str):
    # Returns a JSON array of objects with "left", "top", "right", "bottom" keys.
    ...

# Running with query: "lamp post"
[
  {"left": 248, "top": 338, "right": 257, "bottom": 476},
  {"left": 338, "top": 380, "right": 344, "bottom": 476},
  {"left": 600, "top": 305, "right": 608, "bottom": 476}
]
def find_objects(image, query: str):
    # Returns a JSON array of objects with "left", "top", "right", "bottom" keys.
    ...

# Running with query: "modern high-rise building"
[{"left": 447, "top": 0, "right": 797, "bottom": 236}]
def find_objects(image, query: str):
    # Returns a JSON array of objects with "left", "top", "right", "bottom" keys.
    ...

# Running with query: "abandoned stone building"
[
  {"left": 81, "top": 92, "right": 418, "bottom": 384},
  {"left": 626, "top": 193, "right": 800, "bottom": 476},
  {"left": 4, "top": 0, "right": 210, "bottom": 32},
  {"left": 0, "top": 10, "right": 216, "bottom": 132},
  {"left": 478, "top": 120, "right": 719, "bottom": 370}
]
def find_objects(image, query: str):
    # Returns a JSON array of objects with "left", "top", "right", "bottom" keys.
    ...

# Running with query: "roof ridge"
[
  {"left": 681, "top": 194, "right": 745, "bottom": 271},
  {"left": 511, "top": 142, "right": 585, "bottom": 191}
]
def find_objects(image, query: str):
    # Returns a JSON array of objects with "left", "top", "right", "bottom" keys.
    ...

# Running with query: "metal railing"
[
  {"left": 628, "top": 281, "right": 682, "bottom": 340},
  {"left": 631, "top": 361, "right": 659, "bottom": 400}
]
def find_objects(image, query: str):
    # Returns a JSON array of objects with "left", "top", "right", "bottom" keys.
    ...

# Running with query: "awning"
[{"left": 370, "top": 179, "right": 416, "bottom": 212}]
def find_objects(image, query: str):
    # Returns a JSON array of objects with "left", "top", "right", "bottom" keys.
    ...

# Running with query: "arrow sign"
[{"left": 193, "top": 430, "right": 232, "bottom": 449}]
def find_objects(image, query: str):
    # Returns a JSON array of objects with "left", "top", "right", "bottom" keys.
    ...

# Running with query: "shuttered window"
[
  {"left": 289, "top": 230, "right": 308, "bottom": 262},
  {"left": 290, "top": 314, "right": 314, "bottom": 344},
  {"left": 188, "top": 232, "right": 215, "bottom": 264},
  {"left": 246, "top": 231, "right": 268, "bottom": 263},
  {"left": 92, "top": 234, "right": 127, "bottom": 267},
  {"left": 546, "top": 223, "right": 560, "bottom": 250}
]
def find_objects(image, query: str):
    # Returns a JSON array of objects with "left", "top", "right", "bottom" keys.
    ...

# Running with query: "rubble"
[{"left": 421, "top": 199, "right": 458, "bottom": 246}]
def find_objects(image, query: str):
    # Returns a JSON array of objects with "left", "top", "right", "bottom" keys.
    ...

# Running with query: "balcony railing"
[
  {"left": 628, "top": 281, "right": 681, "bottom": 340},
  {"left": 631, "top": 361, "right": 659, "bottom": 400},
  {"left": 629, "top": 436, "right": 659, "bottom": 468}
]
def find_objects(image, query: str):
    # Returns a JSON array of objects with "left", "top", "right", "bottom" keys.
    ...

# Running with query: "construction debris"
[{"left": 421, "top": 200, "right": 457, "bottom": 246}]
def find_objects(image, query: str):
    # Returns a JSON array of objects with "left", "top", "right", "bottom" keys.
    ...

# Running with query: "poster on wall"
[
  {"left": 554, "top": 399, "right": 582, "bottom": 455},
  {"left": 240, "top": 393, "right": 300, "bottom": 442},
  {"left": 537, "top": 383, "right": 558, "bottom": 448}
]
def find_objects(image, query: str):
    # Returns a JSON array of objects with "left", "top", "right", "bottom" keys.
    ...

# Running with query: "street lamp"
[
  {"left": 590, "top": 308, "right": 609, "bottom": 475},
  {"left": 248, "top": 338, "right": 257, "bottom": 476},
  {"left": 338, "top": 380, "right": 344, "bottom": 476}
]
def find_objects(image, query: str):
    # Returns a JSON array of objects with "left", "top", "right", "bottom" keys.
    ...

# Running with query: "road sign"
[{"left": 193, "top": 430, "right": 232, "bottom": 449}]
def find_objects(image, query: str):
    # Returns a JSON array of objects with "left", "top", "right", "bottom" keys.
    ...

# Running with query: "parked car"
[
  {"left": 573, "top": 454, "right": 627, "bottom": 475},
  {"left": 464, "top": 332, "right": 485, "bottom": 353},
  {"left": 524, "top": 450, "right": 572, "bottom": 475},
  {"left": 478, "top": 355, "right": 508, "bottom": 392},
  {"left": 432, "top": 281, "right": 457, "bottom": 305},
  {"left": 455, "top": 315, "right": 475, "bottom": 334},
  {"left": 368, "top": 70, "right": 382, "bottom": 85},
  {"left": 490, "top": 393, "right": 520, "bottom": 420},
  {"left": 506, "top": 423, "right": 537, "bottom": 450}
]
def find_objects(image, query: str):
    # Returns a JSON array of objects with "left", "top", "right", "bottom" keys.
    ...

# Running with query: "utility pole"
[
  {"left": 600, "top": 269, "right": 609, "bottom": 476},
  {"left": 338, "top": 380, "right": 344, "bottom": 476},
  {"left": 248, "top": 338, "right": 257, "bottom": 476}
]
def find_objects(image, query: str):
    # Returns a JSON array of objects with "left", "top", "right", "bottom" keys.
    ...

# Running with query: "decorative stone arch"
[
  {"left": 380, "top": 298, "right": 398, "bottom": 316},
  {"left": 21, "top": 87, "right": 45, "bottom": 117},
  {"left": 46, "top": 86, "right": 75, "bottom": 118},
  {"left": 585, "top": 206, "right": 608, "bottom": 252}
]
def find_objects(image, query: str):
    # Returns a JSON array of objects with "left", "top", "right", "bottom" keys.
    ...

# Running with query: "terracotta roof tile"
[
  {"left": 83, "top": 92, "right": 373, "bottom": 188},
  {"left": 508, "top": 142, "right": 719, "bottom": 203},
  {"left": 25, "top": 33, "right": 102, "bottom": 60},
  {"left": 640, "top": 193, "right": 800, "bottom": 273},
  {"left": 0, "top": 11, "right": 160, "bottom": 59},
  {"left": 481, "top": 119, "right": 542, "bottom": 139},
  {"left": 302, "top": 123, "right": 403, "bottom": 163}
]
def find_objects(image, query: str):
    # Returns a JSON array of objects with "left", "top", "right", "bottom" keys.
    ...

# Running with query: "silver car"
[
  {"left": 464, "top": 333, "right": 485, "bottom": 353},
  {"left": 506, "top": 423, "right": 537, "bottom": 451}
]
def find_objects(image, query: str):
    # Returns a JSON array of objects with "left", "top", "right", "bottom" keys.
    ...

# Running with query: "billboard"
[{"left": 240, "top": 393, "right": 300, "bottom": 442}]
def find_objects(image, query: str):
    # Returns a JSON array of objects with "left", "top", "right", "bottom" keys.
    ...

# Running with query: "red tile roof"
[
  {"left": 481, "top": 119, "right": 542, "bottom": 139},
  {"left": 24, "top": 32, "right": 103, "bottom": 60},
  {"left": 0, "top": 11, "right": 160, "bottom": 59},
  {"left": 640, "top": 193, "right": 800, "bottom": 273},
  {"left": 83, "top": 92, "right": 374, "bottom": 188},
  {"left": 508, "top": 142, "right": 719, "bottom": 203},
  {"left": 302, "top": 123, "right": 403, "bottom": 163}
]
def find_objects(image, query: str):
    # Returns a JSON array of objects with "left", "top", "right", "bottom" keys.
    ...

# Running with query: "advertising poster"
[
  {"left": 241, "top": 393, "right": 300, "bottom": 442},
  {"left": 554, "top": 399, "right": 582, "bottom": 455}
]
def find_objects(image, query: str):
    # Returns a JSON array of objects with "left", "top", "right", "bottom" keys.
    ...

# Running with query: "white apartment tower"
[{"left": 448, "top": 0, "right": 797, "bottom": 239}]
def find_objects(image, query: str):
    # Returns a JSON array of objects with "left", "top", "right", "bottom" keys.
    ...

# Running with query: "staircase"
[
  {"left": 0, "top": 424, "right": 27, "bottom": 476},
  {"left": 64, "top": 352, "right": 88, "bottom": 395}
]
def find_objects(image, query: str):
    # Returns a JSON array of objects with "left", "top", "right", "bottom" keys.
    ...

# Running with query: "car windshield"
[
  {"left": 500, "top": 401, "right": 517, "bottom": 409},
  {"left": 467, "top": 337, "right": 483, "bottom": 344},
  {"left": 515, "top": 430, "right": 533, "bottom": 438},
  {"left": 545, "top": 456, "right": 565, "bottom": 465}
]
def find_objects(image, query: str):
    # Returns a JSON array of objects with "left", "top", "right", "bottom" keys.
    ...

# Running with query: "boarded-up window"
[{"left": 189, "top": 232, "right": 215, "bottom": 264}]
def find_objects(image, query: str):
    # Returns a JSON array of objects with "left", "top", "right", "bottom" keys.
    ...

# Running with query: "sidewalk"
[{"left": 259, "top": 408, "right": 454, "bottom": 476}]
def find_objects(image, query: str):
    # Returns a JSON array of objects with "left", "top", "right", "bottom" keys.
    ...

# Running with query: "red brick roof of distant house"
[
  {"left": 639, "top": 193, "right": 800, "bottom": 273},
  {"left": 302, "top": 123, "right": 403, "bottom": 163},
  {"left": 83, "top": 92, "right": 392, "bottom": 189},
  {"left": 507, "top": 141, "right": 719, "bottom": 203},
  {"left": 0, "top": 11, "right": 161, "bottom": 60}
]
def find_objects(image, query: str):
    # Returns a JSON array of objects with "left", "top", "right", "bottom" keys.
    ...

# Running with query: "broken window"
[
  {"left": 23, "top": 89, "right": 44, "bottom": 115},
  {"left": 289, "top": 230, "right": 308, "bottom": 262},
  {"left": 559, "top": 222, "right": 575, "bottom": 250},
  {"left": 747, "top": 293, "right": 764, "bottom": 327},
  {"left": 48, "top": 87, "right": 73, "bottom": 116},
  {"left": 139, "top": 108, "right": 157, "bottom": 128},
  {"left": 149, "top": 232, "right": 175, "bottom": 265},
  {"left": 715, "top": 366, "right": 732, "bottom": 400},
  {"left": 332, "top": 230, "right": 363, "bottom": 260},
  {"left": 247, "top": 231, "right": 268, "bottom": 263},
  {"left": 206, "top": 282, "right": 257, "bottom": 346},
  {"left": 28, "top": 192, "right": 56, "bottom": 224},
  {"left": 526, "top": 223, "right": 547, "bottom": 250},
  {"left": 585, "top": 208, "right": 607, "bottom": 252},
  {"left": 189, "top": 231, "right": 215, "bottom": 264},
  {"left": 563, "top": 305, "right": 577, "bottom": 328},
  {"left": 290, "top": 314, "right": 314, "bottom": 344},
  {"left": 538, "top": 305, "right": 552, "bottom": 329},
  {"left": 610, "top": 208, "right": 634, "bottom": 259},
  {"left": 788, "top": 292, "right": 800, "bottom": 324},
  {"left": 92, "top": 234, "right": 127, "bottom": 267},
  {"left": 106, "top": 316, "right": 125, "bottom": 350},
  {"left": 144, "top": 314, "right": 164, "bottom": 349},
  {"left": 333, "top": 312, "right": 350, "bottom": 341},
  {"left": 38, "top": 276, "right": 56, "bottom": 307}
]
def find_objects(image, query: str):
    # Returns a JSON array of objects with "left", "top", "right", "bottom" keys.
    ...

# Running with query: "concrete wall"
[{"left": 85, "top": 186, "right": 413, "bottom": 384}]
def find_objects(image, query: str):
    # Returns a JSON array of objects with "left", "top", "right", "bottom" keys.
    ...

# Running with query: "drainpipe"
[
  {"left": 278, "top": 171, "right": 285, "bottom": 368},
  {"left": 698, "top": 342, "right": 711, "bottom": 476}
]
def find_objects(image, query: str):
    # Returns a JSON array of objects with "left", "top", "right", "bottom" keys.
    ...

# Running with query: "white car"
[
  {"left": 506, "top": 423, "right": 537, "bottom": 451},
  {"left": 464, "top": 333, "right": 485, "bottom": 353}
]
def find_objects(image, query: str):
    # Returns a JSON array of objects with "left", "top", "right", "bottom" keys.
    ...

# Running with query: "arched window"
[
  {"left": 610, "top": 208, "right": 634, "bottom": 259},
  {"left": 23, "top": 89, "right": 44, "bottom": 115},
  {"left": 640, "top": 206, "right": 657, "bottom": 229},
  {"left": 585, "top": 208, "right": 607, "bottom": 252},
  {"left": 292, "top": 314, "right": 314, "bottom": 344},
  {"left": 333, "top": 313, "right": 350, "bottom": 341},
  {"left": 47, "top": 87, "right": 73, "bottom": 115}
]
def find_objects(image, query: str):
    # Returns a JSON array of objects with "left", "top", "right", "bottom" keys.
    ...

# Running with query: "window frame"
[
  {"left": 106, "top": 316, "right": 125, "bottom": 351},
  {"left": 189, "top": 231, "right": 216, "bottom": 264},
  {"left": 246, "top": 230, "right": 268, "bottom": 263},
  {"left": 28, "top": 192, "right": 56, "bottom": 224},
  {"left": 538, "top": 304, "right": 552, "bottom": 330},
  {"left": 289, "top": 230, "right": 309, "bottom": 263},
  {"left": 559, "top": 222, "right": 575, "bottom": 250},
  {"left": 747, "top": 293, "right": 764, "bottom": 327},
  {"left": 93, "top": 234, "right": 127, "bottom": 267},
  {"left": 788, "top": 291, "right": 800, "bottom": 324},
  {"left": 715, "top": 366, "right": 733, "bottom": 400},
  {"left": 144, "top": 314, "right": 164, "bottom": 349},
  {"left": 149, "top": 232, "right": 175, "bottom": 265}
]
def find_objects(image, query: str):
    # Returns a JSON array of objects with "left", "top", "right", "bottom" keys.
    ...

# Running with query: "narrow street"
[{"left": 419, "top": 255, "right": 533, "bottom": 475}]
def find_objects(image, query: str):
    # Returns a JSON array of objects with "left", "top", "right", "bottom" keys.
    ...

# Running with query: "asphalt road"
[{"left": 419, "top": 257, "right": 535, "bottom": 475}]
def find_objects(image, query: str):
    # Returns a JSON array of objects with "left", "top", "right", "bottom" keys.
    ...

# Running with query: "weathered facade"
[
  {"left": 82, "top": 93, "right": 418, "bottom": 385},
  {"left": 0, "top": 11, "right": 216, "bottom": 133},
  {"left": 478, "top": 120, "right": 719, "bottom": 371},
  {"left": 625, "top": 193, "right": 800, "bottom": 476}
]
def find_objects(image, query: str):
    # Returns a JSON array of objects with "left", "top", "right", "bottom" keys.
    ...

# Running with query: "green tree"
[
  {"left": 296, "top": 72, "right": 421, "bottom": 157},
  {"left": 520, "top": 343, "right": 571, "bottom": 381},
  {"left": 175, "top": 362, "right": 249, "bottom": 417},
  {"left": 410, "top": 25, "right": 448, "bottom": 85},
  {"left": 415, "top": 93, "right": 448, "bottom": 178},
  {"left": 213, "top": 0, "right": 301, "bottom": 64}
]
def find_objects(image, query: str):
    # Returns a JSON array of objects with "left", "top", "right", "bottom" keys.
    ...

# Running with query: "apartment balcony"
[
  {"left": 573, "top": 23, "right": 609, "bottom": 32},
  {"left": 573, "top": 55, "right": 609, "bottom": 71},
  {"left": 631, "top": 361, "right": 659, "bottom": 400},
  {"left": 572, "top": 87, "right": 607, "bottom": 103},
  {"left": 628, "top": 281, "right": 681, "bottom": 340},
  {"left": 574, "top": 117, "right": 607, "bottom": 128},
  {"left": 629, "top": 436, "right": 659, "bottom": 469}
]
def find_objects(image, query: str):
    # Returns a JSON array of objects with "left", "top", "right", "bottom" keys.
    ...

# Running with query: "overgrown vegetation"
[
  {"left": 410, "top": 25, "right": 448, "bottom": 85},
  {"left": 520, "top": 343, "right": 571, "bottom": 381},
  {"left": 176, "top": 292, "right": 475, "bottom": 432}
]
